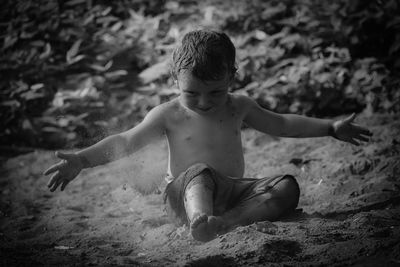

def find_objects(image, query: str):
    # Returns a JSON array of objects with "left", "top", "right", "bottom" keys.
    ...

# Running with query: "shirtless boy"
[{"left": 44, "top": 30, "right": 372, "bottom": 242}]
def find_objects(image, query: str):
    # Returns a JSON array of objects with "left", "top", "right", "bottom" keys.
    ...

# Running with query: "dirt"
[{"left": 1, "top": 113, "right": 400, "bottom": 267}]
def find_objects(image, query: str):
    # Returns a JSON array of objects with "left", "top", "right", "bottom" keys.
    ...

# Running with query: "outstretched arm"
[
  {"left": 44, "top": 104, "right": 166, "bottom": 191},
  {"left": 74, "top": 104, "right": 166, "bottom": 168},
  {"left": 243, "top": 97, "right": 372, "bottom": 145}
]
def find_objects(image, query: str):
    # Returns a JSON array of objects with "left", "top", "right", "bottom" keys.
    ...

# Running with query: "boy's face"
[{"left": 177, "top": 70, "right": 231, "bottom": 115}]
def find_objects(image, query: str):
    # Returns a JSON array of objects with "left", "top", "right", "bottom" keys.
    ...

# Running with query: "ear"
[
  {"left": 170, "top": 66, "right": 177, "bottom": 81},
  {"left": 228, "top": 67, "right": 237, "bottom": 81}
]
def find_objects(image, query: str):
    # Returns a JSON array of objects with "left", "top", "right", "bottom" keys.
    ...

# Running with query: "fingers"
[
  {"left": 344, "top": 113, "right": 356, "bottom": 124},
  {"left": 56, "top": 151, "right": 74, "bottom": 161},
  {"left": 60, "top": 180, "right": 70, "bottom": 191},
  {"left": 47, "top": 172, "right": 60, "bottom": 190},
  {"left": 348, "top": 138, "right": 360, "bottom": 146},
  {"left": 352, "top": 125, "right": 373, "bottom": 143},
  {"left": 45, "top": 151, "right": 75, "bottom": 192},
  {"left": 47, "top": 172, "right": 71, "bottom": 192},
  {"left": 43, "top": 161, "right": 63, "bottom": 175},
  {"left": 356, "top": 135, "right": 370, "bottom": 142},
  {"left": 352, "top": 125, "right": 373, "bottom": 136},
  {"left": 362, "top": 129, "right": 373, "bottom": 136},
  {"left": 43, "top": 166, "right": 56, "bottom": 176},
  {"left": 44, "top": 151, "right": 70, "bottom": 175},
  {"left": 50, "top": 178, "right": 63, "bottom": 192}
]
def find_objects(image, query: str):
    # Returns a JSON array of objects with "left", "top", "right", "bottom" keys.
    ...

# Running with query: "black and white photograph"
[{"left": 1, "top": 0, "right": 399, "bottom": 266}]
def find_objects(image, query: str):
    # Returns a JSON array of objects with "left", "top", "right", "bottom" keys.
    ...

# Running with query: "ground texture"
[{"left": 1, "top": 113, "right": 400, "bottom": 266}]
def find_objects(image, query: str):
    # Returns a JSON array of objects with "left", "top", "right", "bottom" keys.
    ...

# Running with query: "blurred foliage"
[{"left": 0, "top": 0, "right": 399, "bottom": 150}]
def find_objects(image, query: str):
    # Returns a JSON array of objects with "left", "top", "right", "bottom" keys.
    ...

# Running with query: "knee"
[
  {"left": 186, "top": 169, "right": 215, "bottom": 192},
  {"left": 276, "top": 175, "right": 300, "bottom": 210},
  {"left": 280, "top": 175, "right": 300, "bottom": 193}
]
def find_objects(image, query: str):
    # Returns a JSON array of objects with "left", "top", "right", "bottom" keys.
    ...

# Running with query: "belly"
[{"left": 167, "top": 137, "right": 245, "bottom": 178}]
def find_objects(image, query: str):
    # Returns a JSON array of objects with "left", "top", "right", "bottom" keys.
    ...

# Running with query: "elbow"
[
  {"left": 276, "top": 116, "right": 292, "bottom": 137},
  {"left": 279, "top": 115, "right": 303, "bottom": 138}
]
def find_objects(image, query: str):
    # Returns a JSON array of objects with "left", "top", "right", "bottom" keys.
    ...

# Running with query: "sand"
[{"left": 1, "top": 113, "right": 399, "bottom": 266}]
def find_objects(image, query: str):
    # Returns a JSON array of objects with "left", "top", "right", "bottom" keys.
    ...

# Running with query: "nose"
[{"left": 197, "top": 95, "right": 210, "bottom": 108}]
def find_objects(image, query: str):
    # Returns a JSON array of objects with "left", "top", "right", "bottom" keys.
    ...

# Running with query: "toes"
[
  {"left": 190, "top": 215, "right": 225, "bottom": 242},
  {"left": 208, "top": 216, "right": 226, "bottom": 233},
  {"left": 207, "top": 216, "right": 218, "bottom": 228},
  {"left": 191, "top": 223, "right": 214, "bottom": 242},
  {"left": 191, "top": 213, "right": 208, "bottom": 228}
]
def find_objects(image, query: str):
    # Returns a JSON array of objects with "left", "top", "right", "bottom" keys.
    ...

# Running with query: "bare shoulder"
[
  {"left": 145, "top": 98, "right": 179, "bottom": 118},
  {"left": 139, "top": 98, "right": 177, "bottom": 128},
  {"left": 228, "top": 93, "right": 258, "bottom": 116},
  {"left": 146, "top": 97, "right": 184, "bottom": 124}
]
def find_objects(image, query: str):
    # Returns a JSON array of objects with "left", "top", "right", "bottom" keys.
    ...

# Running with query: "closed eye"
[{"left": 184, "top": 91, "right": 197, "bottom": 96}]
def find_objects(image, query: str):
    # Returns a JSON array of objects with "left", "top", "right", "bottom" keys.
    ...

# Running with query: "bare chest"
[
  {"left": 164, "top": 99, "right": 246, "bottom": 177},
  {"left": 168, "top": 113, "right": 242, "bottom": 148}
]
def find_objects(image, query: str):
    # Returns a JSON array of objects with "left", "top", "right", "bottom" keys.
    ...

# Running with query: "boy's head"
[{"left": 171, "top": 29, "right": 237, "bottom": 81}]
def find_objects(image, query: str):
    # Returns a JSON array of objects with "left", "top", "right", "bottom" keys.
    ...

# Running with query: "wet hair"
[{"left": 171, "top": 29, "right": 237, "bottom": 81}]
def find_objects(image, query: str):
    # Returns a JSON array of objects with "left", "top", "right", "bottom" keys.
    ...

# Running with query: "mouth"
[{"left": 196, "top": 107, "right": 213, "bottom": 113}]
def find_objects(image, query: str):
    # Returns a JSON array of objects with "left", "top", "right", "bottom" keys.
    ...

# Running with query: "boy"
[{"left": 44, "top": 30, "right": 372, "bottom": 242}]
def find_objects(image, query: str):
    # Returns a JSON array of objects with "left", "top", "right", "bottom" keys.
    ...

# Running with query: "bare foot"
[{"left": 190, "top": 213, "right": 225, "bottom": 242}]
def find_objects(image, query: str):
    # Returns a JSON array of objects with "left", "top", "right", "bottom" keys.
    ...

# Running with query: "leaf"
[
  {"left": 30, "top": 40, "right": 45, "bottom": 47},
  {"left": 261, "top": 78, "right": 279, "bottom": 89},
  {"left": 42, "top": 126, "right": 63, "bottom": 133},
  {"left": 261, "top": 3, "right": 286, "bottom": 20},
  {"left": 314, "top": 72, "right": 332, "bottom": 84},
  {"left": 20, "top": 28, "right": 36, "bottom": 40},
  {"left": 254, "top": 30, "right": 268, "bottom": 41},
  {"left": 0, "top": 100, "right": 20, "bottom": 108},
  {"left": 66, "top": 39, "right": 82, "bottom": 61},
  {"left": 58, "top": 117, "right": 70, "bottom": 127},
  {"left": 67, "top": 55, "right": 85, "bottom": 65},
  {"left": 110, "top": 21, "right": 123, "bottom": 32},
  {"left": 30, "top": 83, "right": 45, "bottom": 92},
  {"left": 39, "top": 43, "right": 52, "bottom": 59},
  {"left": 353, "top": 69, "right": 369, "bottom": 81},
  {"left": 88, "top": 61, "right": 112, "bottom": 72},
  {"left": 13, "top": 81, "right": 29, "bottom": 94},
  {"left": 96, "top": 16, "right": 118, "bottom": 26},
  {"left": 52, "top": 93, "right": 64, "bottom": 107},
  {"left": 389, "top": 35, "right": 400, "bottom": 55},
  {"left": 279, "top": 34, "right": 301, "bottom": 46},
  {"left": 83, "top": 14, "right": 95, "bottom": 25},
  {"left": 104, "top": 70, "right": 128, "bottom": 79},
  {"left": 25, "top": 47, "right": 38, "bottom": 63},
  {"left": 159, "top": 87, "right": 179, "bottom": 96},
  {"left": 2, "top": 35, "right": 18, "bottom": 50},
  {"left": 138, "top": 60, "right": 170, "bottom": 84},
  {"left": 21, "top": 91, "right": 45, "bottom": 101},
  {"left": 65, "top": 0, "right": 86, "bottom": 6},
  {"left": 22, "top": 119, "right": 33, "bottom": 131},
  {"left": 101, "top": 7, "right": 112, "bottom": 16}
]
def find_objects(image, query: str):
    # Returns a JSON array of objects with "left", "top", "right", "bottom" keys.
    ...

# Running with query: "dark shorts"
[{"left": 164, "top": 163, "right": 298, "bottom": 226}]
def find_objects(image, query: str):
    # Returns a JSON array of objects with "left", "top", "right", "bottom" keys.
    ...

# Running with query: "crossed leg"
[
  {"left": 220, "top": 175, "right": 300, "bottom": 227},
  {"left": 184, "top": 172, "right": 300, "bottom": 242},
  {"left": 183, "top": 170, "right": 225, "bottom": 242}
]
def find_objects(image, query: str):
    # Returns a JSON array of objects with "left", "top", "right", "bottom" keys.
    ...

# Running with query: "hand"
[
  {"left": 332, "top": 113, "right": 373, "bottom": 146},
  {"left": 44, "top": 151, "right": 84, "bottom": 192}
]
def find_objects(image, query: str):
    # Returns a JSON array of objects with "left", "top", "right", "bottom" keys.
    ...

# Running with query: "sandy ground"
[{"left": 1, "top": 113, "right": 400, "bottom": 266}]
